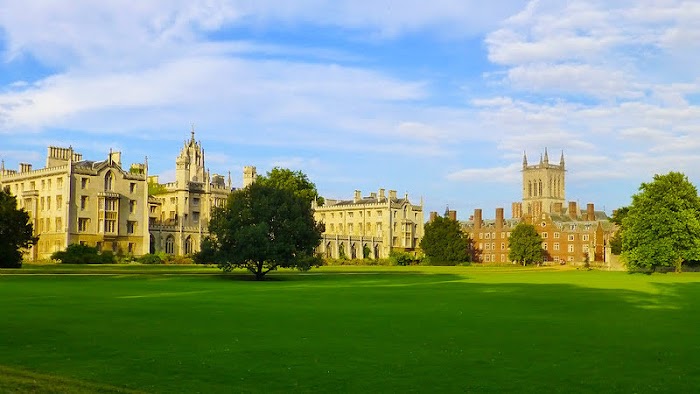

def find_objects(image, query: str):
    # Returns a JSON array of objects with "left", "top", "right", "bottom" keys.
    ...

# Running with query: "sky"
[{"left": 1, "top": 0, "right": 700, "bottom": 220}]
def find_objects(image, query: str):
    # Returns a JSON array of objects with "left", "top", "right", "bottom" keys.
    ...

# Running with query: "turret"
[
  {"left": 543, "top": 147, "right": 549, "bottom": 164},
  {"left": 522, "top": 151, "right": 528, "bottom": 169}
]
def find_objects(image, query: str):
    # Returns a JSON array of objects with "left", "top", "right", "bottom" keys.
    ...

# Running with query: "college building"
[
  {"left": 314, "top": 189, "right": 424, "bottom": 259},
  {"left": 0, "top": 130, "right": 256, "bottom": 261},
  {"left": 460, "top": 149, "right": 615, "bottom": 264},
  {"left": 0, "top": 147, "right": 150, "bottom": 260}
]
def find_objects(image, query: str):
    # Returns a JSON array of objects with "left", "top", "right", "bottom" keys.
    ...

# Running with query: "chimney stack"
[
  {"left": 354, "top": 190, "right": 361, "bottom": 202},
  {"left": 388, "top": 190, "right": 397, "bottom": 199},
  {"left": 496, "top": 208, "right": 504, "bottom": 228},
  {"left": 587, "top": 203, "right": 595, "bottom": 221},
  {"left": 429, "top": 211, "right": 438, "bottom": 222},
  {"left": 448, "top": 210, "right": 457, "bottom": 221},
  {"left": 554, "top": 202, "right": 563, "bottom": 215},
  {"left": 474, "top": 209, "right": 482, "bottom": 230},
  {"left": 378, "top": 188, "right": 385, "bottom": 200},
  {"left": 568, "top": 201, "right": 578, "bottom": 220}
]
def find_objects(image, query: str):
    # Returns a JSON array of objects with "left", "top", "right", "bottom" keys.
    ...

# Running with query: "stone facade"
[
  {"left": 460, "top": 149, "right": 614, "bottom": 264},
  {"left": 314, "top": 189, "right": 424, "bottom": 259},
  {"left": 0, "top": 147, "right": 149, "bottom": 260},
  {"left": 147, "top": 131, "right": 235, "bottom": 255}
]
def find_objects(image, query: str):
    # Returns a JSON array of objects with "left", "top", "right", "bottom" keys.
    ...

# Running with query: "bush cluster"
[{"left": 51, "top": 244, "right": 115, "bottom": 264}]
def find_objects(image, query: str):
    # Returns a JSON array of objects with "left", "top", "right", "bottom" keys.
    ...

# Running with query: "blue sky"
[{"left": 2, "top": 0, "right": 700, "bottom": 219}]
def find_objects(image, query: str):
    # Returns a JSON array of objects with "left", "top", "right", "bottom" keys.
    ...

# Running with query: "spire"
[
  {"left": 539, "top": 153, "right": 543, "bottom": 164},
  {"left": 560, "top": 150, "right": 565, "bottom": 167},
  {"left": 522, "top": 151, "right": 528, "bottom": 168},
  {"left": 227, "top": 170, "right": 232, "bottom": 189},
  {"left": 190, "top": 124, "right": 196, "bottom": 142},
  {"left": 444, "top": 205, "right": 450, "bottom": 217},
  {"left": 1, "top": 159, "right": 4, "bottom": 171},
  {"left": 144, "top": 156, "right": 149, "bottom": 170},
  {"left": 543, "top": 147, "right": 549, "bottom": 164}
]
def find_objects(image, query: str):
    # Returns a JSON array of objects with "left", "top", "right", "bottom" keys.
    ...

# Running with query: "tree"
[
  {"left": 609, "top": 207, "right": 628, "bottom": 255},
  {"left": 420, "top": 216, "right": 471, "bottom": 265},
  {"left": 51, "top": 244, "right": 115, "bottom": 264},
  {"left": 0, "top": 187, "right": 37, "bottom": 268},
  {"left": 256, "top": 167, "right": 324, "bottom": 206},
  {"left": 508, "top": 222, "right": 545, "bottom": 266},
  {"left": 202, "top": 182, "right": 324, "bottom": 280},
  {"left": 621, "top": 172, "right": 700, "bottom": 272}
]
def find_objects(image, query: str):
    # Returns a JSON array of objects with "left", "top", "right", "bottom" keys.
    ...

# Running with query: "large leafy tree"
[
  {"left": 621, "top": 172, "right": 700, "bottom": 272},
  {"left": 0, "top": 187, "right": 37, "bottom": 268},
  {"left": 201, "top": 182, "right": 324, "bottom": 280},
  {"left": 420, "top": 216, "right": 471, "bottom": 265},
  {"left": 508, "top": 222, "right": 544, "bottom": 266},
  {"left": 256, "top": 167, "right": 324, "bottom": 206}
]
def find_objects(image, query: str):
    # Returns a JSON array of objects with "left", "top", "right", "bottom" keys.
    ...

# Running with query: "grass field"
[{"left": 2, "top": 266, "right": 700, "bottom": 393}]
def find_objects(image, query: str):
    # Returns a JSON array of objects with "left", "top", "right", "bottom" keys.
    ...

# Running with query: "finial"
[
  {"left": 543, "top": 147, "right": 549, "bottom": 163},
  {"left": 522, "top": 151, "right": 528, "bottom": 167},
  {"left": 560, "top": 150, "right": 565, "bottom": 166},
  {"left": 191, "top": 124, "right": 195, "bottom": 141}
]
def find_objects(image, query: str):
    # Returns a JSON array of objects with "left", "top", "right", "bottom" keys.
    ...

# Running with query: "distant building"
[
  {"left": 459, "top": 149, "right": 614, "bottom": 264},
  {"left": 147, "top": 131, "right": 240, "bottom": 255},
  {"left": 0, "top": 147, "right": 149, "bottom": 260},
  {"left": 314, "top": 189, "right": 424, "bottom": 259}
]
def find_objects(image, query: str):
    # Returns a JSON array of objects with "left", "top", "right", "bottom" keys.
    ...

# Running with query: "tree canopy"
[
  {"left": 621, "top": 172, "right": 700, "bottom": 272},
  {"left": 0, "top": 187, "right": 37, "bottom": 268},
  {"left": 508, "top": 222, "right": 545, "bottom": 266},
  {"left": 256, "top": 167, "right": 324, "bottom": 206},
  {"left": 420, "top": 216, "right": 471, "bottom": 265},
  {"left": 198, "top": 181, "right": 323, "bottom": 280}
]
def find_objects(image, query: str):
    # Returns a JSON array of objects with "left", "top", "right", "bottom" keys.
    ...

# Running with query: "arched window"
[
  {"left": 326, "top": 242, "right": 332, "bottom": 258},
  {"left": 104, "top": 171, "right": 114, "bottom": 191},
  {"left": 350, "top": 243, "right": 357, "bottom": 259},
  {"left": 538, "top": 180, "right": 543, "bottom": 196},
  {"left": 528, "top": 181, "right": 532, "bottom": 197},
  {"left": 184, "top": 236, "right": 192, "bottom": 255},
  {"left": 165, "top": 235, "right": 175, "bottom": 254}
]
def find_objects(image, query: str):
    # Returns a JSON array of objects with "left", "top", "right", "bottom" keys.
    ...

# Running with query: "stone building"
[
  {"left": 0, "top": 146, "right": 150, "bottom": 260},
  {"left": 147, "top": 131, "right": 238, "bottom": 255},
  {"left": 461, "top": 149, "right": 614, "bottom": 264},
  {"left": 314, "top": 189, "right": 424, "bottom": 259}
]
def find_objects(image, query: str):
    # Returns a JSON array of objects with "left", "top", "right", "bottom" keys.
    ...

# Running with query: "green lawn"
[{"left": 2, "top": 266, "right": 700, "bottom": 392}]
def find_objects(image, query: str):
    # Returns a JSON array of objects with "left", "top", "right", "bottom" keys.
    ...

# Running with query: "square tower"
[{"left": 522, "top": 148, "right": 565, "bottom": 215}]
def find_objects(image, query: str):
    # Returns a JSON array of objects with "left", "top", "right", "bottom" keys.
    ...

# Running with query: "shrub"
[
  {"left": 389, "top": 251, "right": 421, "bottom": 266},
  {"left": 51, "top": 244, "right": 114, "bottom": 264},
  {"left": 137, "top": 253, "right": 163, "bottom": 265}
]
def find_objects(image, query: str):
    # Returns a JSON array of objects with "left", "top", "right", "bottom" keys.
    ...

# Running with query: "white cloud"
[{"left": 446, "top": 163, "right": 521, "bottom": 183}]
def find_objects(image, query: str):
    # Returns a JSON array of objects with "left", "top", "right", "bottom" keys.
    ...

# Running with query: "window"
[
  {"left": 193, "top": 212, "right": 200, "bottom": 222},
  {"left": 81, "top": 196, "right": 88, "bottom": 210},
  {"left": 130, "top": 182, "right": 136, "bottom": 193},
  {"left": 105, "top": 199, "right": 117, "bottom": 211},
  {"left": 184, "top": 237, "right": 193, "bottom": 254},
  {"left": 568, "top": 234, "right": 575, "bottom": 241},
  {"left": 543, "top": 243, "right": 548, "bottom": 250},
  {"left": 56, "top": 195, "right": 62, "bottom": 209},
  {"left": 568, "top": 244, "right": 575, "bottom": 253},
  {"left": 485, "top": 233, "right": 490, "bottom": 239},
  {"left": 55, "top": 217, "right": 62, "bottom": 231},
  {"left": 129, "top": 200, "right": 136, "bottom": 213},
  {"left": 81, "top": 178, "right": 88, "bottom": 189},
  {"left": 128, "top": 243, "right": 134, "bottom": 254},
  {"left": 542, "top": 232, "right": 548, "bottom": 238},
  {"left": 96, "top": 242, "right": 102, "bottom": 251},
  {"left": 479, "top": 233, "right": 483, "bottom": 239},
  {"left": 348, "top": 212, "right": 354, "bottom": 218},
  {"left": 583, "top": 245, "right": 590, "bottom": 253},
  {"left": 485, "top": 243, "right": 490, "bottom": 250},
  {"left": 47, "top": 197, "right": 51, "bottom": 211},
  {"left": 485, "top": 254, "right": 491, "bottom": 262},
  {"left": 554, "top": 243, "right": 560, "bottom": 251},
  {"left": 501, "top": 242, "right": 505, "bottom": 250},
  {"left": 41, "top": 197, "right": 45, "bottom": 211},
  {"left": 78, "top": 218, "right": 89, "bottom": 232},
  {"left": 41, "top": 180, "right": 45, "bottom": 190},
  {"left": 127, "top": 221, "right": 136, "bottom": 234},
  {"left": 193, "top": 197, "right": 200, "bottom": 206},
  {"left": 492, "top": 232, "right": 496, "bottom": 239},
  {"left": 582, "top": 234, "right": 590, "bottom": 241},
  {"left": 47, "top": 179, "right": 52, "bottom": 189},
  {"left": 105, "top": 220, "right": 116, "bottom": 233},
  {"left": 57, "top": 177, "right": 63, "bottom": 189},
  {"left": 554, "top": 232, "right": 560, "bottom": 239},
  {"left": 104, "top": 172, "right": 114, "bottom": 191}
]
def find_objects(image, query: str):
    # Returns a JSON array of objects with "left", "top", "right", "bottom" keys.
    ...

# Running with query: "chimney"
[
  {"left": 109, "top": 151, "right": 122, "bottom": 167},
  {"left": 587, "top": 203, "right": 595, "bottom": 221},
  {"left": 429, "top": 212, "right": 438, "bottom": 222},
  {"left": 354, "top": 190, "right": 361, "bottom": 202},
  {"left": 370, "top": 192, "right": 377, "bottom": 199},
  {"left": 19, "top": 163, "right": 32, "bottom": 173},
  {"left": 448, "top": 210, "right": 457, "bottom": 221},
  {"left": 378, "top": 188, "right": 385, "bottom": 200},
  {"left": 554, "top": 202, "right": 563, "bottom": 215},
  {"left": 568, "top": 201, "right": 578, "bottom": 220},
  {"left": 474, "top": 209, "right": 482, "bottom": 230},
  {"left": 389, "top": 190, "right": 397, "bottom": 199},
  {"left": 496, "top": 208, "right": 504, "bottom": 228}
]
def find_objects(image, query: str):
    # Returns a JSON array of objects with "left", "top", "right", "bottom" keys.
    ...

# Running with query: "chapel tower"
[{"left": 522, "top": 148, "right": 566, "bottom": 216}]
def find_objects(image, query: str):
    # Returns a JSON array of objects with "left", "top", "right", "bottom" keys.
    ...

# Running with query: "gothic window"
[
  {"left": 528, "top": 181, "right": 532, "bottom": 197},
  {"left": 538, "top": 180, "right": 543, "bottom": 196},
  {"left": 165, "top": 235, "right": 175, "bottom": 254},
  {"left": 184, "top": 236, "right": 192, "bottom": 254},
  {"left": 104, "top": 171, "right": 114, "bottom": 191}
]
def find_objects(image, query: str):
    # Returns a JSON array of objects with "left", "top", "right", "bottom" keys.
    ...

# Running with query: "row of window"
[
  {"left": 77, "top": 218, "right": 138, "bottom": 234},
  {"left": 477, "top": 231, "right": 590, "bottom": 242},
  {"left": 36, "top": 217, "right": 63, "bottom": 233}
]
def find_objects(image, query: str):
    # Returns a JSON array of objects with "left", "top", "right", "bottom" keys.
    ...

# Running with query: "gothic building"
[
  {"left": 0, "top": 147, "right": 150, "bottom": 260},
  {"left": 147, "top": 131, "right": 244, "bottom": 255}
]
